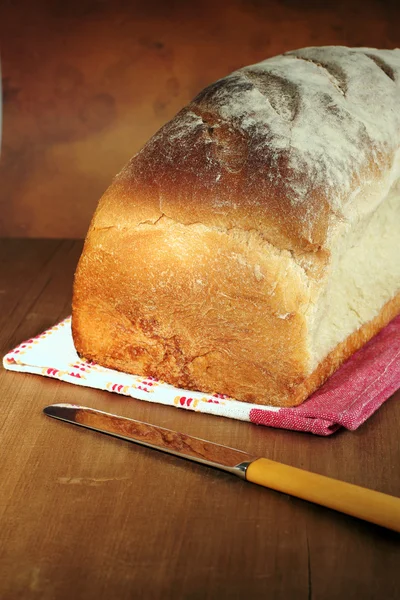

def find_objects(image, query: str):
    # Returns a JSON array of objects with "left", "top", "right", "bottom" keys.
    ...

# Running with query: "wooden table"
[{"left": 1, "top": 239, "right": 399, "bottom": 600}]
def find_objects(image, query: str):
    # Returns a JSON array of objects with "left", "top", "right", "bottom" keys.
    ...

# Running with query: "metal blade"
[{"left": 43, "top": 404, "right": 255, "bottom": 478}]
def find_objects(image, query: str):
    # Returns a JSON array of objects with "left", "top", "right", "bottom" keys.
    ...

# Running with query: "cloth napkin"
[{"left": 3, "top": 315, "right": 400, "bottom": 436}]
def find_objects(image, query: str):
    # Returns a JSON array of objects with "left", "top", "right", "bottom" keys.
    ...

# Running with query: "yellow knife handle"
[{"left": 246, "top": 458, "right": 400, "bottom": 533}]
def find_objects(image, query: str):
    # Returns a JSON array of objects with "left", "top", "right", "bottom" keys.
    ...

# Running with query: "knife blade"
[
  {"left": 43, "top": 403, "right": 253, "bottom": 476},
  {"left": 44, "top": 403, "right": 400, "bottom": 533}
]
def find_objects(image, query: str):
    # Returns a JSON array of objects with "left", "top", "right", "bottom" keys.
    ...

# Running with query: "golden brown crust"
[{"left": 72, "top": 221, "right": 312, "bottom": 406}]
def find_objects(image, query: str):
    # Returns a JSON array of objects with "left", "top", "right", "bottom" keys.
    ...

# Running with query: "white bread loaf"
[{"left": 72, "top": 46, "right": 400, "bottom": 407}]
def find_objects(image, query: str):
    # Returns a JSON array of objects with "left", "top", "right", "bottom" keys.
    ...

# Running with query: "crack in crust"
[
  {"left": 241, "top": 70, "right": 300, "bottom": 122},
  {"left": 364, "top": 53, "right": 396, "bottom": 82},
  {"left": 127, "top": 212, "right": 326, "bottom": 281},
  {"left": 287, "top": 52, "right": 348, "bottom": 96}
]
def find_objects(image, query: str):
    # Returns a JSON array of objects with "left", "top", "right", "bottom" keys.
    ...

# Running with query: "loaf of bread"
[{"left": 72, "top": 46, "right": 400, "bottom": 407}]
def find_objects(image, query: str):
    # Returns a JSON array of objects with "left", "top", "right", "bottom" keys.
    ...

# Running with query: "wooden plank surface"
[{"left": 0, "top": 239, "right": 399, "bottom": 600}]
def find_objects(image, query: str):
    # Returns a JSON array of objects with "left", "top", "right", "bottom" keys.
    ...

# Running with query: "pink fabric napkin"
[{"left": 3, "top": 315, "right": 400, "bottom": 436}]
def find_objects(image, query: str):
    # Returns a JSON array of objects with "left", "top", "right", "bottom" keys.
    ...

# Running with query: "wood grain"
[
  {"left": 1, "top": 0, "right": 400, "bottom": 238},
  {"left": 0, "top": 239, "right": 400, "bottom": 600}
]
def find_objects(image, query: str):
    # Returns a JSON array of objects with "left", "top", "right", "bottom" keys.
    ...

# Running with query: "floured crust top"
[{"left": 93, "top": 46, "right": 400, "bottom": 262}]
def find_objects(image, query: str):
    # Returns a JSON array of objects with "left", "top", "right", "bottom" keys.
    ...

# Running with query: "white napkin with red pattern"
[{"left": 3, "top": 315, "right": 400, "bottom": 435}]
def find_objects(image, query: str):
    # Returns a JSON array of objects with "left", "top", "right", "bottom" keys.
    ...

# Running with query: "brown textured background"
[{"left": 0, "top": 0, "right": 399, "bottom": 238}]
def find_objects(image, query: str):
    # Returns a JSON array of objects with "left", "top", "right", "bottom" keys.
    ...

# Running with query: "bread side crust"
[{"left": 292, "top": 292, "right": 400, "bottom": 407}]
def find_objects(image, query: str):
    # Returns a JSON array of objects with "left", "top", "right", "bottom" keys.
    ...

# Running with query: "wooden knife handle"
[{"left": 246, "top": 458, "right": 400, "bottom": 533}]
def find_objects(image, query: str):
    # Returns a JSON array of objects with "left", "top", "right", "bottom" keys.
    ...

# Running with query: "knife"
[{"left": 44, "top": 403, "right": 400, "bottom": 533}]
